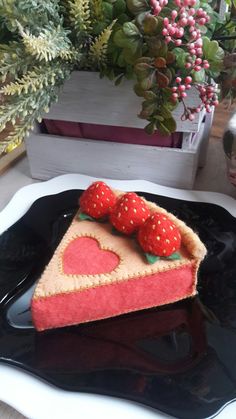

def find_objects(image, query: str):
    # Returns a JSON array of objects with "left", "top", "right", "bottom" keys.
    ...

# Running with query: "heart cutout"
[{"left": 62, "top": 237, "right": 120, "bottom": 276}]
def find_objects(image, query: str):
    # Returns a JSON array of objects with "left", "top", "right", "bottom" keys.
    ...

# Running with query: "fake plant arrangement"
[{"left": 0, "top": 0, "right": 235, "bottom": 155}]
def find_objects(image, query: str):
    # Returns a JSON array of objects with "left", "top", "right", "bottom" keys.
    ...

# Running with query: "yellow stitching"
[
  {"left": 112, "top": 189, "right": 207, "bottom": 260},
  {"left": 34, "top": 188, "right": 205, "bottom": 299},
  {"left": 33, "top": 260, "right": 196, "bottom": 299}
]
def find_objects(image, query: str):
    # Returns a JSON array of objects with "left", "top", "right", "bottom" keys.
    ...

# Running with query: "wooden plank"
[
  {"left": 45, "top": 71, "right": 204, "bottom": 133},
  {"left": 26, "top": 131, "right": 203, "bottom": 189},
  {"left": 0, "top": 143, "right": 26, "bottom": 175}
]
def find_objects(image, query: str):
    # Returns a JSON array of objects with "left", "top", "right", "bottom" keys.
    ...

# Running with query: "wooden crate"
[
  {"left": 26, "top": 71, "right": 214, "bottom": 189},
  {"left": 46, "top": 71, "right": 205, "bottom": 133}
]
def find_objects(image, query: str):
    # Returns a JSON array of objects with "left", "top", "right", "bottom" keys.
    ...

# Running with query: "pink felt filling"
[
  {"left": 63, "top": 237, "right": 120, "bottom": 275},
  {"left": 32, "top": 264, "right": 196, "bottom": 331}
]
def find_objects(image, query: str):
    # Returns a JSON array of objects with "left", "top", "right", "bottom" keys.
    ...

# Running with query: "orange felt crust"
[{"left": 32, "top": 263, "right": 196, "bottom": 331}]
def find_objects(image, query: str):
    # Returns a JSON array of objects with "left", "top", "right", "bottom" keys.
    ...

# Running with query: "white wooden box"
[{"left": 26, "top": 71, "right": 214, "bottom": 189}]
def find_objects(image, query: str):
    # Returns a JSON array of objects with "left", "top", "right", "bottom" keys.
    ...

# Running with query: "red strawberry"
[
  {"left": 110, "top": 192, "right": 150, "bottom": 235},
  {"left": 79, "top": 181, "right": 116, "bottom": 219},
  {"left": 138, "top": 212, "right": 181, "bottom": 257}
]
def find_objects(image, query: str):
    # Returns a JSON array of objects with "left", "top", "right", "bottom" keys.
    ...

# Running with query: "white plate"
[{"left": 0, "top": 173, "right": 235, "bottom": 419}]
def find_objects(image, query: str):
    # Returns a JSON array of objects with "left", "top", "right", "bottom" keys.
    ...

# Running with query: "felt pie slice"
[{"left": 31, "top": 189, "right": 206, "bottom": 331}]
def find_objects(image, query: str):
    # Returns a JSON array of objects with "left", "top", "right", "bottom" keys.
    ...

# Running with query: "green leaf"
[
  {"left": 192, "top": 68, "right": 206, "bottom": 83},
  {"left": 173, "top": 47, "right": 189, "bottom": 69},
  {"left": 123, "top": 43, "right": 142, "bottom": 63},
  {"left": 143, "top": 14, "right": 159, "bottom": 35},
  {"left": 113, "top": 0, "right": 127, "bottom": 18},
  {"left": 117, "top": 52, "right": 126, "bottom": 67},
  {"left": 115, "top": 73, "right": 124, "bottom": 85},
  {"left": 160, "top": 105, "right": 172, "bottom": 119},
  {"left": 145, "top": 253, "right": 160, "bottom": 264},
  {"left": 133, "top": 83, "right": 146, "bottom": 97},
  {"left": 166, "top": 252, "right": 181, "bottom": 261},
  {"left": 134, "top": 62, "right": 153, "bottom": 78},
  {"left": 158, "top": 122, "right": 171, "bottom": 136},
  {"left": 117, "top": 13, "right": 130, "bottom": 24},
  {"left": 139, "top": 100, "right": 157, "bottom": 117},
  {"left": 139, "top": 72, "right": 155, "bottom": 90},
  {"left": 113, "top": 29, "right": 128, "bottom": 48},
  {"left": 123, "top": 22, "right": 140, "bottom": 37},
  {"left": 136, "top": 56, "right": 153, "bottom": 65},
  {"left": 144, "top": 90, "right": 157, "bottom": 100},
  {"left": 78, "top": 212, "right": 95, "bottom": 221},
  {"left": 145, "top": 121, "right": 156, "bottom": 134},
  {"left": 164, "top": 116, "right": 177, "bottom": 133},
  {"left": 102, "top": 2, "right": 113, "bottom": 21},
  {"left": 126, "top": 0, "right": 148, "bottom": 15},
  {"left": 202, "top": 37, "right": 224, "bottom": 65},
  {"left": 153, "top": 115, "right": 164, "bottom": 121}
]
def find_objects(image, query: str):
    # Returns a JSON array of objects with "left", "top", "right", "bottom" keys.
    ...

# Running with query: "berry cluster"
[
  {"left": 196, "top": 84, "right": 219, "bottom": 113},
  {"left": 150, "top": 0, "right": 168, "bottom": 16},
  {"left": 79, "top": 182, "right": 182, "bottom": 259},
  {"left": 161, "top": 1, "right": 210, "bottom": 48},
  {"left": 172, "top": 76, "right": 192, "bottom": 101},
  {"left": 171, "top": 78, "right": 219, "bottom": 120},
  {"left": 149, "top": 0, "right": 218, "bottom": 121}
]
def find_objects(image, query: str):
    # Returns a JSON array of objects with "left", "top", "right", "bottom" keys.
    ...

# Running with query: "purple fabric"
[{"left": 43, "top": 119, "right": 182, "bottom": 148}]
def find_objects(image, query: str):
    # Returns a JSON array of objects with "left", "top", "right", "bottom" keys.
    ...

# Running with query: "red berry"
[
  {"left": 185, "top": 76, "right": 192, "bottom": 84},
  {"left": 79, "top": 181, "right": 116, "bottom": 219},
  {"left": 138, "top": 213, "right": 181, "bottom": 257},
  {"left": 110, "top": 192, "right": 150, "bottom": 235}
]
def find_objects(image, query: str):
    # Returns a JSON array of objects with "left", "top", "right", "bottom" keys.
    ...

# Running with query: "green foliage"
[
  {"left": 0, "top": 0, "right": 61, "bottom": 31},
  {"left": 0, "top": 0, "right": 74, "bottom": 154},
  {"left": 0, "top": 0, "right": 235, "bottom": 155},
  {"left": 107, "top": 0, "right": 236, "bottom": 134},
  {"left": 68, "top": 0, "right": 91, "bottom": 35},
  {"left": 18, "top": 23, "right": 73, "bottom": 62},
  {"left": 225, "top": 0, "right": 236, "bottom": 7},
  {"left": 0, "top": 43, "right": 31, "bottom": 82},
  {"left": 89, "top": 20, "right": 117, "bottom": 69}
]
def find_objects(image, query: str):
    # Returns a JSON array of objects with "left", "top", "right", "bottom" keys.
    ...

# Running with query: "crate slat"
[
  {"left": 45, "top": 72, "right": 204, "bottom": 133},
  {"left": 26, "top": 124, "right": 205, "bottom": 189}
]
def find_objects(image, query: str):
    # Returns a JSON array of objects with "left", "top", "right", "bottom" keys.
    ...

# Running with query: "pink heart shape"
[{"left": 62, "top": 237, "right": 120, "bottom": 275}]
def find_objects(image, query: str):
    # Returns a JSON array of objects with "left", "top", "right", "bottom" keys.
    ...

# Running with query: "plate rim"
[{"left": 0, "top": 173, "right": 235, "bottom": 236}]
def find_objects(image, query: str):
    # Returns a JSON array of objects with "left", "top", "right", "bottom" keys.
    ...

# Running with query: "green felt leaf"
[
  {"left": 78, "top": 212, "right": 95, "bottom": 221},
  {"left": 145, "top": 253, "right": 160, "bottom": 264},
  {"left": 166, "top": 252, "right": 181, "bottom": 260},
  {"left": 111, "top": 226, "right": 123, "bottom": 236}
]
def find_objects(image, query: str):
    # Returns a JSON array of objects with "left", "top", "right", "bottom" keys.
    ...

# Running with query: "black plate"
[{"left": 1, "top": 189, "right": 236, "bottom": 419}]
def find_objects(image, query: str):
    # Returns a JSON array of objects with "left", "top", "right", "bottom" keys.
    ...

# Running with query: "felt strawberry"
[
  {"left": 79, "top": 181, "right": 117, "bottom": 219},
  {"left": 138, "top": 212, "right": 181, "bottom": 259},
  {"left": 110, "top": 192, "right": 150, "bottom": 235}
]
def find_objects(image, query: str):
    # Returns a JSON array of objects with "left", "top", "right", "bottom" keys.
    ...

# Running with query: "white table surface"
[{"left": 0, "top": 153, "right": 235, "bottom": 419}]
